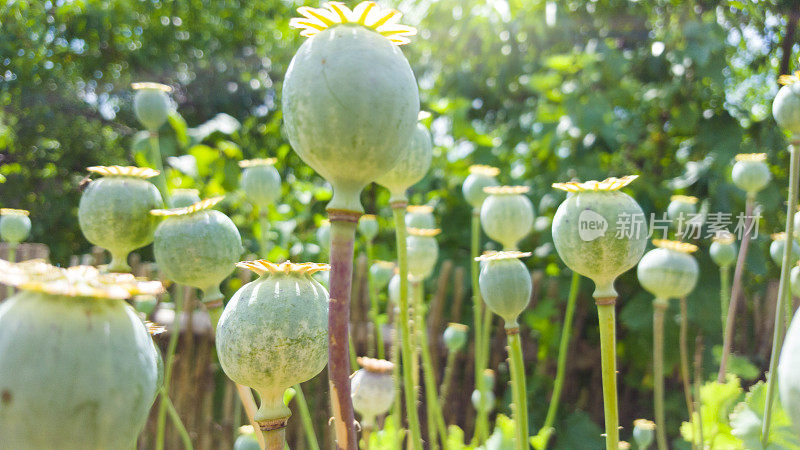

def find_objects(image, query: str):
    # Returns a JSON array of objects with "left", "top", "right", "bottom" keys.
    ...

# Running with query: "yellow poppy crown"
[
  {"left": 475, "top": 251, "right": 532, "bottom": 262},
  {"left": 652, "top": 239, "right": 698, "bottom": 254},
  {"left": 151, "top": 197, "right": 224, "bottom": 217},
  {"left": 552, "top": 175, "right": 639, "bottom": 193},
  {"left": 0, "top": 208, "right": 29, "bottom": 216},
  {"left": 87, "top": 165, "right": 160, "bottom": 179},
  {"left": 734, "top": 153, "right": 767, "bottom": 162},
  {"left": 238, "top": 158, "right": 277, "bottom": 168},
  {"left": 236, "top": 259, "right": 330, "bottom": 276},
  {"left": 289, "top": 1, "right": 417, "bottom": 45}
]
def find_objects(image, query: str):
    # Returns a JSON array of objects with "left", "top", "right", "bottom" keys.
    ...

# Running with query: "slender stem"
[
  {"left": 438, "top": 350, "right": 458, "bottom": 407},
  {"left": 693, "top": 334, "right": 705, "bottom": 449},
  {"left": 163, "top": 393, "right": 194, "bottom": 450},
  {"left": 596, "top": 299, "right": 619, "bottom": 450},
  {"left": 108, "top": 251, "right": 132, "bottom": 273},
  {"left": 718, "top": 195, "right": 755, "bottom": 382},
  {"left": 262, "top": 429, "right": 286, "bottom": 450},
  {"left": 653, "top": 299, "right": 668, "bottom": 450},
  {"left": 389, "top": 307, "right": 403, "bottom": 447},
  {"left": 259, "top": 210, "right": 271, "bottom": 257},
  {"left": 148, "top": 132, "right": 170, "bottom": 206},
  {"left": 391, "top": 204, "right": 424, "bottom": 449},
  {"left": 785, "top": 286, "right": 794, "bottom": 336},
  {"left": 327, "top": 216, "right": 359, "bottom": 449},
  {"left": 762, "top": 142, "right": 800, "bottom": 445},
  {"left": 470, "top": 209, "right": 489, "bottom": 443},
  {"left": 539, "top": 271, "right": 580, "bottom": 445},
  {"left": 293, "top": 384, "right": 320, "bottom": 450},
  {"left": 156, "top": 286, "right": 186, "bottom": 450},
  {"left": 679, "top": 297, "right": 695, "bottom": 431},
  {"left": 719, "top": 265, "right": 730, "bottom": 337},
  {"left": 414, "top": 281, "right": 448, "bottom": 448},
  {"left": 507, "top": 328, "right": 529, "bottom": 450},
  {"left": 6, "top": 243, "right": 16, "bottom": 297},
  {"left": 349, "top": 330, "right": 359, "bottom": 371},
  {"left": 236, "top": 384, "right": 266, "bottom": 450},
  {"left": 366, "top": 240, "right": 385, "bottom": 359}
]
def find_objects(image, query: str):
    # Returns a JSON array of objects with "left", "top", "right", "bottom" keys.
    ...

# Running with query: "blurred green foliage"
[{"left": 2, "top": 0, "right": 799, "bottom": 446}]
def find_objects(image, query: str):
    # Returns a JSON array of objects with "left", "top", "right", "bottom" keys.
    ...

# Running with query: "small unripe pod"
[
  {"left": 551, "top": 176, "right": 648, "bottom": 298},
  {"left": 443, "top": 322, "right": 469, "bottom": 353},
  {"left": 463, "top": 165, "right": 500, "bottom": 209},
  {"left": 217, "top": 260, "right": 329, "bottom": 429},
  {"left": 637, "top": 240, "right": 699, "bottom": 301},
  {"left": 770, "top": 232, "right": 800, "bottom": 267},
  {"left": 132, "top": 82, "right": 172, "bottom": 131},
  {"left": 406, "top": 228, "right": 440, "bottom": 281},
  {"left": 666, "top": 195, "right": 698, "bottom": 230},
  {"left": 632, "top": 419, "right": 656, "bottom": 449},
  {"left": 480, "top": 186, "right": 535, "bottom": 251},
  {"left": 773, "top": 77, "right": 800, "bottom": 135},
  {"left": 78, "top": 166, "right": 164, "bottom": 272},
  {"left": 234, "top": 433, "right": 260, "bottom": 450},
  {"left": 369, "top": 260, "right": 395, "bottom": 291},
  {"left": 405, "top": 204, "right": 436, "bottom": 229},
  {"left": 471, "top": 369, "right": 496, "bottom": 413},
  {"left": 316, "top": 219, "right": 331, "bottom": 250},
  {"left": 710, "top": 231, "right": 737, "bottom": 268},
  {"left": 358, "top": 214, "right": 379, "bottom": 241},
  {"left": 351, "top": 357, "right": 395, "bottom": 428},
  {"left": 0, "top": 208, "right": 31, "bottom": 244},
  {"left": 170, "top": 189, "right": 201, "bottom": 208},
  {"left": 731, "top": 153, "right": 771, "bottom": 196},
  {"left": 477, "top": 251, "right": 532, "bottom": 327},
  {"left": 239, "top": 158, "right": 281, "bottom": 209},
  {"left": 375, "top": 122, "right": 433, "bottom": 203}
]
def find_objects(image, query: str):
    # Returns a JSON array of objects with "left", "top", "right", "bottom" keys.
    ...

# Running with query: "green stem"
[
  {"left": 259, "top": 210, "right": 271, "bottom": 258},
  {"left": 392, "top": 205, "right": 423, "bottom": 449},
  {"left": 108, "top": 251, "right": 132, "bottom": 273},
  {"left": 415, "top": 281, "right": 448, "bottom": 449},
  {"left": 293, "top": 384, "right": 320, "bottom": 450},
  {"left": 202, "top": 286, "right": 224, "bottom": 333},
  {"left": 679, "top": 297, "right": 695, "bottom": 447},
  {"left": 367, "top": 240, "right": 385, "bottom": 359},
  {"left": 438, "top": 350, "right": 458, "bottom": 407},
  {"left": 719, "top": 265, "right": 730, "bottom": 337},
  {"left": 693, "top": 334, "right": 705, "bottom": 450},
  {"left": 538, "top": 271, "right": 580, "bottom": 446},
  {"left": 156, "top": 286, "right": 186, "bottom": 450},
  {"left": 349, "top": 331, "right": 359, "bottom": 372},
  {"left": 762, "top": 142, "right": 800, "bottom": 446},
  {"left": 596, "top": 300, "right": 619, "bottom": 450},
  {"left": 653, "top": 298, "right": 668, "bottom": 450},
  {"left": 148, "top": 132, "right": 170, "bottom": 206},
  {"left": 389, "top": 307, "right": 403, "bottom": 448},
  {"left": 163, "top": 393, "right": 194, "bottom": 450},
  {"left": 262, "top": 428, "right": 286, "bottom": 450},
  {"left": 470, "top": 209, "right": 489, "bottom": 443},
  {"left": 507, "top": 328, "right": 529, "bottom": 450},
  {"left": 6, "top": 243, "right": 16, "bottom": 297}
]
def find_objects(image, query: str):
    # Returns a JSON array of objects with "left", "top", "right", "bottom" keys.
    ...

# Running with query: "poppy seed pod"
[
  {"left": 732, "top": 153, "right": 771, "bottom": 196},
  {"left": 370, "top": 260, "right": 395, "bottom": 291},
  {"left": 358, "top": 214, "right": 379, "bottom": 241},
  {"left": 375, "top": 121, "right": 433, "bottom": 203},
  {"left": 316, "top": 219, "right": 331, "bottom": 250},
  {"left": 170, "top": 189, "right": 201, "bottom": 208},
  {"left": 480, "top": 186, "right": 535, "bottom": 251},
  {"left": 770, "top": 232, "right": 800, "bottom": 267},
  {"left": 632, "top": 419, "right": 656, "bottom": 449},
  {"left": 463, "top": 165, "right": 500, "bottom": 210},
  {"left": 283, "top": 3, "right": 420, "bottom": 213},
  {"left": 78, "top": 166, "right": 163, "bottom": 273},
  {"left": 666, "top": 195, "right": 698, "bottom": 230},
  {"left": 217, "top": 260, "right": 329, "bottom": 431},
  {"left": 471, "top": 369, "right": 496, "bottom": 413},
  {"left": 132, "top": 82, "right": 172, "bottom": 132},
  {"left": 406, "top": 228, "right": 440, "bottom": 281},
  {"left": 476, "top": 251, "right": 533, "bottom": 327},
  {"left": 779, "top": 308, "right": 800, "bottom": 434},
  {"left": 151, "top": 197, "right": 243, "bottom": 307},
  {"left": 0, "top": 209, "right": 31, "bottom": 244},
  {"left": 443, "top": 323, "right": 469, "bottom": 353},
  {"left": 551, "top": 176, "right": 648, "bottom": 298},
  {"left": 710, "top": 231, "right": 738, "bottom": 268},
  {"left": 637, "top": 240, "right": 699, "bottom": 300},
  {"left": 405, "top": 204, "right": 436, "bottom": 229},
  {"left": 350, "top": 357, "right": 395, "bottom": 429},
  {"left": 0, "top": 260, "right": 163, "bottom": 448},
  {"left": 239, "top": 158, "right": 281, "bottom": 209},
  {"left": 773, "top": 75, "right": 800, "bottom": 135}
]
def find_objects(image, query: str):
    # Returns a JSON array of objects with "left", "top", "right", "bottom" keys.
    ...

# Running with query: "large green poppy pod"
[
  {"left": 463, "top": 165, "right": 500, "bottom": 210},
  {"left": 239, "top": 158, "right": 281, "bottom": 209},
  {"left": 358, "top": 214, "right": 379, "bottom": 241},
  {"left": 0, "top": 260, "right": 162, "bottom": 448},
  {"left": 774, "top": 74, "right": 800, "bottom": 135},
  {"left": 170, "top": 189, "right": 201, "bottom": 208},
  {"left": 666, "top": 195, "right": 698, "bottom": 230},
  {"left": 771, "top": 232, "right": 800, "bottom": 267},
  {"left": 78, "top": 166, "right": 164, "bottom": 273},
  {"left": 732, "top": 153, "right": 771, "bottom": 196},
  {"left": 132, "top": 82, "right": 172, "bottom": 132},
  {"left": 637, "top": 240, "right": 700, "bottom": 300},
  {"left": 0, "top": 208, "right": 31, "bottom": 244},
  {"left": 632, "top": 419, "right": 656, "bottom": 450},
  {"left": 476, "top": 251, "right": 532, "bottom": 327},
  {"left": 405, "top": 204, "right": 436, "bottom": 229},
  {"left": 350, "top": 357, "right": 395, "bottom": 429},
  {"left": 375, "top": 121, "right": 433, "bottom": 203},
  {"left": 370, "top": 260, "right": 395, "bottom": 291},
  {"left": 284, "top": 2, "right": 420, "bottom": 213},
  {"left": 217, "top": 260, "right": 329, "bottom": 432},
  {"left": 710, "top": 231, "right": 738, "bottom": 268},
  {"left": 481, "top": 186, "right": 535, "bottom": 251},
  {"left": 779, "top": 307, "right": 800, "bottom": 435},
  {"left": 406, "top": 228, "right": 439, "bottom": 282},
  {"left": 551, "top": 176, "right": 648, "bottom": 298},
  {"left": 151, "top": 197, "right": 243, "bottom": 309},
  {"left": 443, "top": 322, "right": 469, "bottom": 353}
]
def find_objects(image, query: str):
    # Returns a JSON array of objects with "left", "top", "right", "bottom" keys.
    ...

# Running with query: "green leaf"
[
  {"left": 680, "top": 376, "right": 744, "bottom": 448},
  {"left": 730, "top": 381, "right": 800, "bottom": 449}
]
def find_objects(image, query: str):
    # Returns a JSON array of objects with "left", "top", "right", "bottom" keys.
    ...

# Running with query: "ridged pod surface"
[
  {"left": 637, "top": 244, "right": 699, "bottom": 300},
  {"left": 241, "top": 163, "right": 281, "bottom": 209},
  {"left": 282, "top": 25, "right": 419, "bottom": 212},
  {"left": 375, "top": 123, "right": 433, "bottom": 202},
  {"left": 216, "top": 262, "right": 329, "bottom": 425},
  {"left": 779, "top": 308, "right": 800, "bottom": 434},
  {"left": 478, "top": 253, "right": 532, "bottom": 327},
  {"left": 480, "top": 187, "right": 534, "bottom": 250},
  {"left": 0, "top": 211, "right": 31, "bottom": 244},
  {"left": 773, "top": 81, "right": 800, "bottom": 135},
  {"left": 0, "top": 292, "right": 160, "bottom": 448}
]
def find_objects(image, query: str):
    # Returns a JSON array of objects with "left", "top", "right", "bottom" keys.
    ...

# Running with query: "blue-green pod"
[
  {"left": 477, "top": 252, "right": 532, "bottom": 327},
  {"left": 406, "top": 228, "right": 439, "bottom": 281},
  {"left": 732, "top": 153, "right": 771, "bottom": 195},
  {"left": 710, "top": 232, "right": 738, "bottom": 268},
  {"left": 358, "top": 214, "right": 379, "bottom": 241},
  {"left": 471, "top": 369, "right": 496, "bottom": 413},
  {"left": 443, "top": 322, "right": 469, "bottom": 352},
  {"left": 375, "top": 122, "right": 433, "bottom": 203},
  {"left": 132, "top": 82, "right": 172, "bottom": 131},
  {"left": 666, "top": 195, "right": 698, "bottom": 230},
  {"left": 632, "top": 419, "right": 656, "bottom": 449},
  {"left": 770, "top": 232, "right": 800, "bottom": 267},
  {"left": 405, "top": 205, "right": 436, "bottom": 229},
  {"left": 350, "top": 357, "right": 395, "bottom": 428},
  {"left": 78, "top": 166, "right": 164, "bottom": 273},
  {"left": 239, "top": 159, "right": 281, "bottom": 209},
  {"left": 463, "top": 165, "right": 500, "bottom": 210},
  {"left": 480, "top": 186, "right": 535, "bottom": 251},
  {"left": 369, "top": 260, "right": 395, "bottom": 291},
  {"left": 551, "top": 176, "right": 648, "bottom": 298},
  {"left": 0, "top": 209, "right": 31, "bottom": 244},
  {"left": 170, "top": 189, "right": 201, "bottom": 208},
  {"left": 773, "top": 80, "right": 800, "bottom": 135},
  {"left": 637, "top": 240, "right": 699, "bottom": 300},
  {"left": 217, "top": 260, "right": 329, "bottom": 428},
  {"left": 234, "top": 433, "right": 261, "bottom": 450}
]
